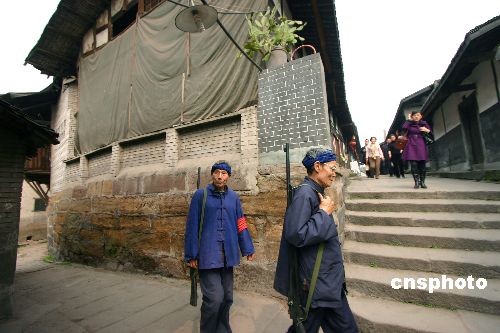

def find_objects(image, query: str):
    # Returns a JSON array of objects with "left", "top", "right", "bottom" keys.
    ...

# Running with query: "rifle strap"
[
  {"left": 198, "top": 188, "right": 208, "bottom": 247},
  {"left": 289, "top": 182, "right": 326, "bottom": 319},
  {"left": 305, "top": 242, "right": 325, "bottom": 316}
]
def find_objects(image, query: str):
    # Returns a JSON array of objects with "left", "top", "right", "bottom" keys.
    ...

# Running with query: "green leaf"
[{"left": 238, "top": 5, "right": 307, "bottom": 63}]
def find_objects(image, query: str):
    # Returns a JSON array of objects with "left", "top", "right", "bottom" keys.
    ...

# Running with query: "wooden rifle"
[
  {"left": 284, "top": 143, "right": 306, "bottom": 333},
  {"left": 189, "top": 167, "right": 202, "bottom": 306}
]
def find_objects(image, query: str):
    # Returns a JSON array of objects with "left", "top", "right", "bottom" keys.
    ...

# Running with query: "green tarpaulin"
[{"left": 78, "top": 0, "right": 265, "bottom": 153}]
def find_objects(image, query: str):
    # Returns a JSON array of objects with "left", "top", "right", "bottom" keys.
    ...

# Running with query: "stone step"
[
  {"left": 343, "top": 240, "right": 500, "bottom": 278},
  {"left": 346, "top": 210, "right": 500, "bottom": 229},
  {"left": 349, "top": 294, "right": 500, "bottom": 333},
  {"left": 348, "top": 190, "right": 500, "bottom": 201},
  {"left": 345, "top": 224, "right": 500, "bottom": 251},
  {"left": 345, "top": 198, "right": 500, "bottom": 213},
  {"left": 345, "top": 264, "right": 500, "bottom": 315}
]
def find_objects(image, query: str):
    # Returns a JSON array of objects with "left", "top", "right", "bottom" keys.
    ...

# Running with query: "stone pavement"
[
  {"left": 347, "top": 174, "right": 500, "bottom": 194},
  {"left": 3, "top": 176, "right": 498, "bottom": 333},
  {"left": 345, "top": 175, "right": 500, "bottom": 333},
  {"left": 0, "top": 241, "right": 291, "bottom": 333}
]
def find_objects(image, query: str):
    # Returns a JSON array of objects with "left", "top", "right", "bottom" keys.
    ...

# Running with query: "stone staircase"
[{"left": 343, "top": 181, "right": 500, "bottom": 333}]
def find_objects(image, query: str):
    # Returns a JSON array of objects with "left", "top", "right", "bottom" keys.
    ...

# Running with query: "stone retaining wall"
[{"left": 47, "top": 164, "right": 348, "bottom": 296}]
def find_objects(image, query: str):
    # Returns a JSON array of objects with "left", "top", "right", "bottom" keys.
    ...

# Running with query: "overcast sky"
[
  {"left": 0, "top": 1, "right": 60, "bottom": 95},
  {"left": 336, "top": 0, "right": 500, "bottom": 142},
  {"left": 1, "top": 0, "right": 499, "bottom": 144}
]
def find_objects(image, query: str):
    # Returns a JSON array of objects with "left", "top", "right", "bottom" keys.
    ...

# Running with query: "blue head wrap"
[
  {"left": 302, "top": 149, "right": 337, "bottom": 170},
  {"left": 211, "top": 162, "right": 232, "bottom": 175}
]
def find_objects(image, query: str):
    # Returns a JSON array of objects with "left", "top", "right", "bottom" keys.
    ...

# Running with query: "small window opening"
[
  {"left": 34, "top": 198, "right": 47, "bottom": 212},
  {"left": 112, "top": 2, "right": 138, "bottom": 37}
]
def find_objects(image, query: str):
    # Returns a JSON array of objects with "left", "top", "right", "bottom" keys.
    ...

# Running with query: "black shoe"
[
  {"left": 419, "top": 172, "right": 427, "bottom": 189},
  {"left": 413, "top": 174, "right": 420, "bottom": 189}
]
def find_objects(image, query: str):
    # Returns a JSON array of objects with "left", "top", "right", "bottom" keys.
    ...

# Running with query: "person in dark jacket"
[
  {"left": 360, "top": 138, "right": 371, "bottom": 177},
  {"left": 402, "top": 112, "right": 432, "bottom": 188},
  {"left": 388, "top": 133, "right": 405, "bottom": 178},
  {"left": 274, "top": 148, "right": 358, "bottom": 333},
  {"left": 380, "top": 137, "right": 392, "bottom": 176},
  {"left": 184, "top": 161, "right": 255, "bottom": 333}
]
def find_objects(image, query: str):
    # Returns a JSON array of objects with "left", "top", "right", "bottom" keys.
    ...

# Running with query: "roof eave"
[{"left": 421, "top": 15, "right": 500, "bottom": 117}]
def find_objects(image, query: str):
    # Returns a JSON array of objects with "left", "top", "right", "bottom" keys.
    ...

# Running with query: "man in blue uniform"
[
  {"left": 184, "top": 161, "right": 255, "bottom": 333},
  {"left": 274, "top": 148, "right": 358, "bottom": 333}
]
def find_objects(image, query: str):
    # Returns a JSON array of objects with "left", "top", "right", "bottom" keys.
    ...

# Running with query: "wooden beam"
[
  {"left": 452, "top": 83, "right": 476, "bottom": 92},
  {"left": 26, "top": 180, "right": 49, "bottom": 205},
  {"left": 310, "top": 0, "right": 332, "bottom": 74},
  {"left": 465, "top": 50, "right": 495, "bottom": 64}
]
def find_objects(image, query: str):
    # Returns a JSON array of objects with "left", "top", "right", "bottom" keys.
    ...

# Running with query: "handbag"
[
  {"left": 394, "top": 136, "right": 408, "bottom": 150},
  {"left": 422, "top": 132, "right": 434, "bottom": 145}
]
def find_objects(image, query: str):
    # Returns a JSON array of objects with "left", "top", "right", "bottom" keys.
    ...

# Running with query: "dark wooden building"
[{"left": 0, "top": 99, "right": 58, "bottom": 319}]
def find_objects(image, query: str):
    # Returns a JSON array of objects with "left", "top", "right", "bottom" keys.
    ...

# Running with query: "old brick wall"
[
  {"left": 51, "top": 81, "right": 77, "bottom": 192},
  {"left": 0, "top": 128, "right": 26, "bottom": 319},
  {"left": 258, "top": 53, "right": 331, "bottom": 165}
]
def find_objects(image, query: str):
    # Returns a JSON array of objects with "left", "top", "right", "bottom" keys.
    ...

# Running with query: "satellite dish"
[{"left": 175, "top": 5, "right": 218, "bottom": 33}]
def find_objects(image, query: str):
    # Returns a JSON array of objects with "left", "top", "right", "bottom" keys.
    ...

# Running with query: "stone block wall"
[{"left": 48, "top": 163, "right": 348, "bottom": 297}]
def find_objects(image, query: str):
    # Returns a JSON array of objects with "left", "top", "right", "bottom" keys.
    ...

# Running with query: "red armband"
[{"left": 237, "top": 216, "right": 248, "bottom": 233}]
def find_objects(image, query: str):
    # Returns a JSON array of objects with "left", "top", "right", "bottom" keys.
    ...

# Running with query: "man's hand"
[
  {"left": 246, "top": 253, "right": 255, "bottom": 261},
  {"left": 318, "top": 193, "right": 335, "bottom": 215},
  {"left": 188, "top": 259, "right": 198, "bottom": 269}
]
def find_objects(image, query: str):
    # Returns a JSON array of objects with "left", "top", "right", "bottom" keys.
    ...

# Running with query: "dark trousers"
[
  {"left": 287, "top": 291, "right": 358, "bottom": 333},
  {"left": 391, "top": 155, "right": 404, "bottom": 177},
  {"left": 380, "top": 158, "right": 391, "bottom": 175},
  {"left": 385, "top": 159, "right": 393, "bottom": 175},
  {"left": 199, "top": 267, "right": 234, "bottom": 333},
  {"left": 410, "top": 160, "right": 426, "bottom": 175}
]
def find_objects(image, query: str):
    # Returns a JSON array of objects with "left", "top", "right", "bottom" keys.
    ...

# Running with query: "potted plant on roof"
[{"left": 239, "top": 6, "right": 306, "bottom": 69}]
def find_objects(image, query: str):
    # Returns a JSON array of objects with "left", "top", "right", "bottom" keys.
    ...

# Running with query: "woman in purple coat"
[{"left": 402, "top": 111, "right": 432, "bottom": 189}]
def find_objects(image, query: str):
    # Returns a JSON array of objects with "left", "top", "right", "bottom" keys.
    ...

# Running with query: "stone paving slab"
[
  {"left": 347, "top": 175, "right": 500, "bottom": 193},
  {"left": 349, "top": 295, "right": 500, "bottom": 333},
  {"left": 0, "top": 242, "right": 291, "bottom": 333}
]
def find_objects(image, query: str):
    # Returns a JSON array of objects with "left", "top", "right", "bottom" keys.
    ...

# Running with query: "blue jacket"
[
  {"left": 184, "top": 184, "right": 254, "bottom": 269},
  {"left": 274, "top": 177, "right": 345, "bottom": 308}
]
